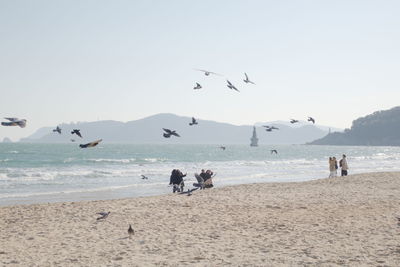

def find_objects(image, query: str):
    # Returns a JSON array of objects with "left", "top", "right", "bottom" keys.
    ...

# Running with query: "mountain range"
[{"left": 19, "top": 113, "right": 338, "bottom": 145}]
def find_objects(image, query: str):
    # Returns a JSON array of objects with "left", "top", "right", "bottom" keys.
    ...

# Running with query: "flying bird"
[
  {"left": 162, "top": 128, "right": 180, "bottom": 138},
  {"left": 193, "top": 83, "right": 202, "bottom": 90},
  {"left": 226, "top": 80, "right": 239, "bottom": 92},
  {"left": 79, "top": 139, "right": 102, "bottom": 148},
  {"left": 141, "top": 175, "right": 149, "bottom": 180},
  {"left": 71, "top": 129, "right": 82, "bottom": 138},
  {"left": 1, "top": 118, "right": 27, "bottom": 128},
  {"left": 271, "top": 149, "right": 278, "bottom": 154},
  {"left": 263, "top": 126, "right": 279, "bottom": 132},
  {"left": 308, "top": 117, "right": 315, "bottom": 124},
  {"left": 128, "top": 224, "right": 134, "bottom": 238},
  {"left": 53, "top": 126, "right": 62, "bottom": 134},
  {"left": 96, "top": 211, "right": 110, "bottom": 220},
  {"left": 243, "top": 73, "right": 255, "bottom": 84},
  {"left": 195, "top": 69, "right": 222, "bottom": 76},
  {"left": 290, "top": 119, "right": 299, "bottom": 124},
  {"left": 189, "top": 117, "right": 198, "bottom": 126}
]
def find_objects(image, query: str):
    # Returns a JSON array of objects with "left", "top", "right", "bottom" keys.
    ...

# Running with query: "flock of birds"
[
  {"left": 193, "top": 69, "right": 255, "bottom": 92},
  {"left": 51, "top": 126, "right": 103, "bottom": 148},
  {"left": 1, "top": 69, "right": 319, "bottom": 236}
]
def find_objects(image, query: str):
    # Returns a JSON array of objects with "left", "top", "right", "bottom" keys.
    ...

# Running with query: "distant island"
[
  {"left": 310, "top": 106, "right": 400, "bottom": 146},
  {"left": 20, "top": 113, "right": 338, "bottom": 145}
]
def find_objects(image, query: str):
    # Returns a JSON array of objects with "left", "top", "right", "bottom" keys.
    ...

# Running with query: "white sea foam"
[{"left": 2, "top": 144, "right": 400, "bottom": 205}]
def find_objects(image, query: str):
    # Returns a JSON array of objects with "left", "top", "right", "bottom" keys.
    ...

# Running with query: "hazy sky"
[{"left": 1, "top": 0, "right": 400, "bottom": 141}]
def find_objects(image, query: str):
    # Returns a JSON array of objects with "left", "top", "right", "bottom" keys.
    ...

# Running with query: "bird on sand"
[
  {"left": 141, "top": 175, "right": 149, "bottom": 180},
  {"left": 308, "top": 117, "right": 315, "bottom": 124},
  {"left": 194, "top": 69, "right": 222, "bottom": 76},
  {"left": 79, "top": 139, "right": 102, "bottom": 148},
  {"left": 179, "top": 188, "right": 198, "bottom": 196},
  {"left": 128, "top": 224, "right": 134, "bottom": 238},
  {"left": 162, "top": 128, "right": 180, "bottom": 138},
  {"left": 193, "top": 83, "right": 202, "bottom": 90},
  {"left": 53, "top": 126, "right": 62, "bottom": 134},
  {"left": 271, "top": 150, "right": 278, "bottom": 154},
  {"left": 243, "top": 73, "right": 255, "bottom": 84},
  {"left": 96, "top": 211, "right": 110, "bottom": 220},
  {"left": 219, "top": 146, "right": 226, "bottom": 150},
  {"left": 189, "top": 117, "right": 198, "bottom": 126},
  {"left": 71, "top": 129, "right": 82, "bottom": 138},
  {"left": 71, "top": 139, "right": 76, "bottom": 142},
  {"left": 226, "top": 80, "right": 239, "bottom": 92},
  {"left": 1, "top": 118, "right": 27, "bottom": 128},
  {"left": 290, "top": 119, "right": 299, "bottom": 124}
]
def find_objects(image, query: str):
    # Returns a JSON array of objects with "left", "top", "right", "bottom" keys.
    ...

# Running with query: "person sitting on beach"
[
  {"left": 339, "top": 154, "right": 349, "bottom": 176},
  {"left": 203, "top": 169, "right": 214, "bottom": 188},
  {"left": 169, "top": 169, "right": 186, "bottom": 193},
  {"left": 194, "top": 169, "right": 215, "bottom": 189}
]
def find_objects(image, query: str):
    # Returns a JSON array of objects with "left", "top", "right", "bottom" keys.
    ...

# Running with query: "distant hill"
[
  {"left": 20, "top": 113, "right": 334, "bottom": 145},
  {"left": 310, "top": 106, "right": 400, "bottom": 146}
]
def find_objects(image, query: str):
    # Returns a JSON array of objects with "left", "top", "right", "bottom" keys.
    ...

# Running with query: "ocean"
[{"left": 1, "top": 143, "right": 400, "bottom": 206}]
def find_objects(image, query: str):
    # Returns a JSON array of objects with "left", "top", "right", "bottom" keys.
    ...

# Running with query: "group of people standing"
[{"left": 329, "top": 154, "right": 348, "bottom": 177}]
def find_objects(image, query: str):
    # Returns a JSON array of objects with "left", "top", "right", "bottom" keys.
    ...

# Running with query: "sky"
[{"left": 1, "top": 0, "right": 400, "bottom": 141}]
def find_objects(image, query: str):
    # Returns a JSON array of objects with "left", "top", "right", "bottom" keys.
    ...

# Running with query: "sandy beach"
[{"left": 1, "top": 172, "right": 400, "bottom": 266}]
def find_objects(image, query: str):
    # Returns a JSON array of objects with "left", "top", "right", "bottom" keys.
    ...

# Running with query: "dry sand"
[{"left": 1, "top": 172, "right": 400, "bottom": 266}]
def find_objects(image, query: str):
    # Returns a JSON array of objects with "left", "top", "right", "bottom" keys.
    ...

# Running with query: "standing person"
[
  {"left": 169, "top": 169, "right": 187, "bottom": 193},
  {"left": 328, "top": 157, "right": 336, "bottom": 178},
  {"left": 339, "top": 154, "right": 349, "bottom": 176},
  {"left": 333, "top": 157, "right": 338, "bottom": 177}
]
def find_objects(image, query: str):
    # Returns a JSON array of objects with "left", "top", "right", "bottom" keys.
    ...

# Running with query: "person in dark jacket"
[
  {"left": 169, "top": 169, "right": 186, "bottom": 193},
  {"left": 203, "top": 170, "right": 214, "bottom": 188}
]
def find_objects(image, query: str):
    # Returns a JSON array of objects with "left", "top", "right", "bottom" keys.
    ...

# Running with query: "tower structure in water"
[{"left": 250, "top": 126, "right": 258, "bottom": 147}]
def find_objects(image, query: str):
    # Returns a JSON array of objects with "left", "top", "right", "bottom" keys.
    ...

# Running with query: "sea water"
[{"left": 1, "top": 143, "right": 400, "bottom": 206}]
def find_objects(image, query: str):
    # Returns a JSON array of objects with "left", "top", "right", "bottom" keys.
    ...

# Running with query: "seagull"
[
  {"left": 53, "top": 126, "right": 62, "bottom": 134},
  {"left": 128, "top": 224, "right": 134, "bottom": 238},
  {"left": 243, "top": 73, "right": 255, "bottom": 84},
  {"left": 71, "top": 129, "right": 82, "bottom": 138},
  {"left": 263, "top": 125, "right": 279, "bottom": 131},
  {"left": 226, "top": 80, "right": 239, "bottom": 92},
  {"left": 162, "top": 128, "right": 180, "bottom": 138},
  {"left": 308, "top": 117, "right": 315, "bottom": 124},
  {"left": 179, "top": 188, "right": 198, "bottom": 196},
  {"left": 189, "top": 117, "right": 198, "bottom": 126},
  {"left": 219, "top": 146, "right": 226, "bottom": 150},
  {"left": 195, "top": 69, "right": 222, "bottom": 76},
  {"left": 1, "top": 118, "right": 27, "bottom": 128},
  {"left": 193, "top": 83, "right": 202, "bottom": 90},
  {"left": 141, "top": 175, "right": 149, "bottom": 180},
  {"left": 290, "top": 119, "right": 299, "bottom": 124},
  {"left": 271, "top": 149, "right": 278, "bottom": 154},
  {"left": 96, "top": 211, "right": 110, "bottom": 220},
  {"left": 79, "top": 139, "right": 102, "bottom": 148}
]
